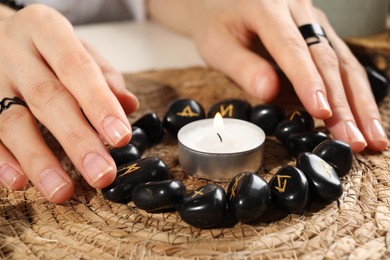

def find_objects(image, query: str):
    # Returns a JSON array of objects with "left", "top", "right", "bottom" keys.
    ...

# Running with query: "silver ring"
[{"left": 0, "top": 97, "right": 28, "bottom": 115}]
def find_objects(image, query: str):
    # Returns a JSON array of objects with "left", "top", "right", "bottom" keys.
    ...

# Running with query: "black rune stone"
[
  {"left": 227, "top": 172, "right": 271, "bottom": 224},
  {"left": 275, "top": 120, "right": 306, "bottom": 144},
  {"left": 365, "top": 66, "right": 388, "bottom": 103},
  {"left": 286, "top": 131, "right": 329, "bottom": 157},
  {"left": 163, "top": 98, "right": 205, "bottom": 135},
  {"left": 270, "top": 165, "right": 309, "bottom": 214},
  {"left": 133, "top": 112, "right": 165, "bottom": 144},
  {"left": 129, "top": 126, "right": 149, "bottom": 155},
  {"left": 109, "top": 143, "right": 140, "bottom": 168},
  {"left": 102, "top": 157, "right": 169, "bottom": 204},
  {"left": 132, "top": 180, "right": 186, "bottom": 213},
  {"left": 286, "top": 110, "right": 314, "bottom": 130},
  {"left": 250, "top": 104, "right": 285, "bottom": 136},
  {"left": 297, "top": 153, "right": 343, "bottom": 202},
  {"left": 275, "top": 110, "right": 314, "bottom": 144},
  {"left": 178, "top": 184, "right": 227, "bottom": 229},
  {"left": 312, "top": 139, "right": 353, "bottom": 178},
  {"left": 207, "top": 99, "right": 252, "bottom": 120}
]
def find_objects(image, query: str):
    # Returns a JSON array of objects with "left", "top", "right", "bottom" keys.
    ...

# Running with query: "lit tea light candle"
[{"left": 178, "top": 113, "right": 265, "bottom": 182}]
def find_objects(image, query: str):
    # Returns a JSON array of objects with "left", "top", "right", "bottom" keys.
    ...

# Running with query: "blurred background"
[{"left": 313, "top": 0, "right": 390, "bottom": 37}]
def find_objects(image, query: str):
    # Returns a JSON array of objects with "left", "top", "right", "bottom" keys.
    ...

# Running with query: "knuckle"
[
  {"left": 63, "top": 127, "right": 90, "bottom": 147},
  {"left": 18, "top": 4, "right": 71, "bottom": 29},
  {"left": 23, "top": 148, "right": 45, "bottom": 170},
  {"left": 22, "top": 147, "right": 59, "bottom": 176},
  {"left": 339, "top": 53, "right": 364, "bottom": 72},
  {"left": 99, "top": 62, "right": 114, "bottom": 75},
  {"left": 0, "top": 108, "right": 30, "bottom": 137},
  {"left": 18, "top": 4, "right": 58, "bottom": 24},
  {"left": 282, "top": 32, "right": 307, "bottom": 50},
  {"left": 330, "top": 97, "right": 351, "bottom": 118},
  {"left": 85, "top": 91, "right": 112, "bottom": 116},
  {"left": 19, "top": 4, "right": 53, "bottom": 16},
  {"left": 27, "top": 80, "right": 65, "bottom": 111},
  {"left": 316, "top": 45, "right": 339, "bottom": 69},
  {"left": 58, "top": 51, "right": 95, "bottom": 79},
  {"left": 331, "top": 96, "right": 344, "bottom": 107},
  {"left": 359, "top": 96, "right": 374, "bottom": 108}
]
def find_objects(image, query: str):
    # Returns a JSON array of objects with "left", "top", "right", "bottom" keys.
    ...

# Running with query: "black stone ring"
[
  {"left": 298, "top": 23, "right": 330, "bottom": 47},
  {"left": 0, "top": 97, "right": 28, "bottom": 115}
]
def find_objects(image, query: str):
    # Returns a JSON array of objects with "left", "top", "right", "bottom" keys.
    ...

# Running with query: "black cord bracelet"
[{"left": 0, "top": 0, "right": 24, "bottom": 10}]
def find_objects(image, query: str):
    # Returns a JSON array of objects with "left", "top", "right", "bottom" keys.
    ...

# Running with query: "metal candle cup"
[{"left": 177, "top": 117, "right": 265, "bottom": 182}]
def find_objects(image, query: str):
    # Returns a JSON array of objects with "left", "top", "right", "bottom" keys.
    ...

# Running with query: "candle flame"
[{"left": 214, "top": 112, "right": 224, "bottom": 133}]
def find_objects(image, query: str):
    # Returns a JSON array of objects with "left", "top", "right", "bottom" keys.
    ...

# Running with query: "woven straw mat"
[{"left": 1, "top": 67, "right": 390, "bottom": 259}]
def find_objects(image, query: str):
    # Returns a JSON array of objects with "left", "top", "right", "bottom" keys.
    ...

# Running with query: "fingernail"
[
  {"left": 254, "top": 76, "right": 271, "bottom": 100},
  {"left": 103, "top": 116, "right": 131, "bottom": 145},
  {"left": 0, "top": 164, "right": 22, "bottom": 189},
  {"left": 315, "top": 91, "right": 332, "bottom": 117},
  {"left": 370, "top": 119, "right": 389, "bottom": 146},
  {"left": 83, "top": 152, "right": 114, "bottom": 185},
  {"left": 345, "top": 121, "right": 367, "bottom": 145},
  {"left": 39, "top": 169, "right": 69, "bottom": 200}
]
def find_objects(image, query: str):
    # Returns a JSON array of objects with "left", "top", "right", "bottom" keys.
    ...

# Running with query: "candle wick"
[{"left": 217, "top": 133, "right": 223, "bottom": 142}]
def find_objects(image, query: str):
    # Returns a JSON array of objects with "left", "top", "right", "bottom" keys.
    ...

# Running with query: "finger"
[
  {"left": 0, "top": 93, "right": 74, "bottom": 203},
  {"left": 318, "top": 11, "right": 388, "bottom": 151},
  {"left": 16, "top": 5, "right": 131, "bottom": 147},
  {"left": 0, "top": 142, "right": 28, "bottom": 190},
  {"left": 195, "top": 24, "right": 280, "bottom": 102},
  {"left": 82, "top": 41, "right": 139, "bottom": 115},
  {"left": 7, "top": 50, "right": 117, "bottom": 189},
  {"left": 244, "top": 1, "right": 332, "bottom": 118},
  {"left": 288, "top": 2, "right": 367, "bottom": 151}
]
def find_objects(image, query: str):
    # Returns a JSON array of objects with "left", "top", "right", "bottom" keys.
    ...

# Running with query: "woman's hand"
[
  {"left": 0, "top": 4, "right": 139, "bottom": 203},
  {"left": 148, "top": 0, "right": 388, "bottom": 152}
]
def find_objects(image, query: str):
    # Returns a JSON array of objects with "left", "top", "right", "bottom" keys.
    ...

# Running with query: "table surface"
[
  {"left": 2, "top": 19, "right": 390, "bottom": 259},
  {"left": 74, "top": 20, "right": 205, "bottom": 73}
]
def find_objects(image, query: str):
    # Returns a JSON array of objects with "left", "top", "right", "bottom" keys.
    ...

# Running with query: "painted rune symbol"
[
  {"left": 229, "top": 174, "right": 245, "bottom": 199},
  {"left": 192, "top": 188, "right": 204, "bottom": 198},
  {"left": 321, "top": 161, "right": 333, "bottom": 178},
  {"left": 119, "top": 163, "right": 141, "bottom": 177},
  {"left": 176, "top": 106, "right": 199, "bottom": 117},
  {"left": 274, "top": 175, "right": 292, "bottom": 193},
  {"left": 289, "top": 110, "right": 302, "bottom": 121},
  {"left": 219, "top": 104, "right": 234, "bottom": 117}
]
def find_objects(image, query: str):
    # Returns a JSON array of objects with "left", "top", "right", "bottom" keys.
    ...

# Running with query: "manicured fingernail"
[
  {"left": 83, "top": 152, "right": 114, "bottom": 185},
  {"left": 39, "top": 169, "right": 69, "bottom": 200},
  {"left": 345, "top": 121, "right": 367, "bottom": 145},
  {"left": 103, "top": 116, "right": 131, "bottom": 145},
  {"left": 0, "top": 164, "right": 22, "bottom": 189},
  {"left": 254, "top": 76, "right": 271, "bottom": 100},
  {"left": 370, "top": 119, "right": 388, "bottom": 147},
  {"left": 315, "top": 91, "right": 332, "bottom": 117}
]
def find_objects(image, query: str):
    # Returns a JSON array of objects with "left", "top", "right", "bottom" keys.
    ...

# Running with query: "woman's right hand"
[
  {"left": 0, "top": 4, "right": 139, "bottom": 203},
  {"left": 148, "top": 0, "right": 388, "bottom": 153}
]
